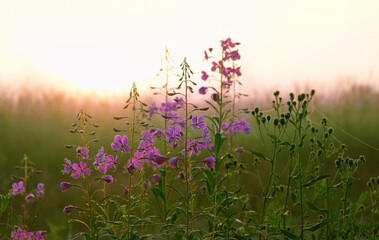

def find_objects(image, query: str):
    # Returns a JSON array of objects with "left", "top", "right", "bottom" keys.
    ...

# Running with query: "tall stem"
[
  {"left": 127, "top": 85, "right": 137, "bottom": 239},
  {"left": 23, "top": 155, "right": 28, "bottom": 229},
  {"left": 184, "top": 62, "right": 190, "bottom": 240}
]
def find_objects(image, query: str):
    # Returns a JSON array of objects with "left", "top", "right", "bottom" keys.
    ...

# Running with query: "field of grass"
[{"left": 0, "top": 80, "right": 378, "bottom": 239}]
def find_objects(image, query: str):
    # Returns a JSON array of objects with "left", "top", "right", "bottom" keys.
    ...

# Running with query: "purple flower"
[
  {"left": 235, "top": 147, "right": 244, "bottom": 154},
  {"left": 71, "top": 161, "right": 91, "bottom": 179},
  {"left": 211, "top": 93, "right": 220, "bottom": 102},
  {"left": 60, "top": 182, "right": 72, "bottom": 192},
  {"left": 25, "top": 194, "right": 35, "bottom": 203},
  {"left": 202, "top": 128, "right": 211, "bottom": 143},
  {"left": 225, "top": 50, "right": 241, "bottom": 61},
  {"left": 106, "top": 155, "right": 117, "bottom": 169},
  {"left": 201, "top": 71, "right": 209, "bottom": 81},
  {"left": 153, "top": 174, "right": 161, "bottom": 182},
  {"left": 125, "top": 163, "right": 135, "bottom": 174},
  {"left": 177, "top": 171, "right": 185, "bottom": 180},
  {"left": 93, "top": 147, "right": 107, "bottom": 172},
  {"left": 209, "top": 144, "right": 215, "bottom": 152},
  {"left": 37, "top": 183, "right": 44, "bottom": 196},
  {"left": 153, "top": 129, "right": 163, "bottom": 138},
  {"left": 62, "top": 158, "right": 72, "bottom": 175},
  {"left": 63, "top": 205, "right": 74, "bottom": 213},
  {"left": 102, "top": 175, "right": 114, "bottom": 183},
  {"left": 204, "top": 50, "right": 209, "bottom": 60},
  {"left": 154, "top": 154, "right": 167, "bottom": 167},
  {"left": 35, "top": 231, "right": 44, "bottom": 240},
  {"left": 144, "top": 181, "right": 152, "bottom": 189},
  {"left": 164, "top": 125, "right": 184, "bottom": 148},
  {"left": 211, "top": 61, "right": 220, "bottom": 72},
  {"left": 12, "top": 181, "right": 25, "bottom": 195},
  {"left": 204, "top": 157, "right": 215, "bottom": 169},
  {"left": 111, "top": 135, "right": 130, "bottom": 153},
  {"left": 169, "top": 157, "right": 179, "bottom": 168},
  {"left": 11, "top": 228, "right": 26, "bottom": 240},
  {"left": 181, "top": 140, "right": 207, "bottom": 156},
  {"left": 148, "top": 102, "right": 158, "bottom": 118},
  {"left": 192, "top": 116, "right": 206, "bottom": 130},
  {"left": 221, "top": 37, "right": 236, "bottom": 50},
  {"left": 76, "top": 146, "right": 89, "bottom": 160},
  {"left": 199, "top": 87, "right": 208, "bottom": 95}
]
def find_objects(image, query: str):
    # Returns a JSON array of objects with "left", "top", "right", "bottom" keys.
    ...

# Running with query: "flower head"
[
  {"left": 63, "top": 205, "right": 74, "bottom": 213},
  {"left": 60, "top": 182, "right": 72, "bottom": 192},
  {"left": 201, "top": 71, "right": 209, "bottom": 81},
  {"left": 111, "top": 135, "right": 130, "bottom": 153},
  {"left": 102, "top": 175, "right": 114, "bottom": 183},
  {"left": 199, "top": 86, "right": 208, "bottom": 95},
  {"left": 37, "top": 183, "right": 44, "bottom": 197},
  {"left": 204, "top": 157, "right": 215, "bottom": 169},
  {"left": 164, "top": 125, "right": 184, "bottom": 148},
  {"left": 25, "top": 194, "right": 35, "bottom": 203},
  {"left": 153, "top": 174, "right": 161, "bottom": 182},
  {"left": 192, "top": 116, "right": 206, "bottom": 130},
  {"left": 144, "top": 181, "right": 152, "bottom": 189},
  {"left": 177, "top": 171, "right": 185, "bottom": 180},
  {"left": 71, "top": 161, "right": 91, "bottom": 179},
  {"left": 169, "top": 157, "right": 179, "bottom": 168},
  {"left": 76, "top": 146, "right": 89, "bottom": 160},
  {"left": 12, "top": 181, "right": 25, "bottom": 195},
  {"left": 62, "top": 158, "right": 72, "bottom": 175}
]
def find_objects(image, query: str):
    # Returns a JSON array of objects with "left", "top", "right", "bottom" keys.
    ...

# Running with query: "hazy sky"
[{"left": 0, "top": 0, "right": 378, "bottom": 93}]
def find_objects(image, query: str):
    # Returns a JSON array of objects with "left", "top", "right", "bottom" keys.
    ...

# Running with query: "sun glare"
[{"left": 0, "top": 0, "right": 379, "bottom": 93}]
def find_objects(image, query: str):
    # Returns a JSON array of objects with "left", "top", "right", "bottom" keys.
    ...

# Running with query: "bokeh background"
[{"left": 0, "top": 0, "right": 378, "bottom": 236}]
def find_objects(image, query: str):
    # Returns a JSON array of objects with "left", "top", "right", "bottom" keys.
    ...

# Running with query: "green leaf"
[
  {"left": 249, "top": 149, "right": 272, "bottom": 163},
  {"left": 305, "top": 218, "right": 336, "bottom": 231},
  {"left": 306, "top": 201, "right": 328, "bottom": 213},
  {"left": 0, "top": 194, "right": 11, "bottom": 214},
  {"left": 302, "top": 175, "right": 330, "bottom": 187},
  {"left": 280, "top": 228, "right": 299, "bottom": 239},
  {"left": 82, "top": 233, "right": 92, "bottom": 240},
  {"left": 205, "top": 100, "right": 219, "bottom": 113},
  {"left": 203, "top": 170, "right": 215, "bottom": 195},
  {"left": 151, "top": 188, "right": 166, "bottom": 204},
  {"left": 291, "top": 192, "right": 299, "bottom": 205},
  {"left": 189, "top": 230, "right": 202, "bottom": 240}
]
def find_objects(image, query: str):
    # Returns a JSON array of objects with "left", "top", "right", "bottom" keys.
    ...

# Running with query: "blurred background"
[{"left": 0, "top": 0, "right": 378, "bottom": 236}]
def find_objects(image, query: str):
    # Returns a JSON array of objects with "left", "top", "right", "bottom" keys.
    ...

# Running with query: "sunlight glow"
[{"left": 0, "top": 0, "right": 379, "bottom": 92}]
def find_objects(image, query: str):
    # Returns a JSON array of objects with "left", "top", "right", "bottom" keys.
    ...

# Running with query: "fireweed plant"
[
  {"left": 0, "top": 155, "right": 45, "bottom": 239},
  {"left": 197, "top": 38, "right": 252, "bottom": 239},
  {"left": 249, "top": 90, "right": 378, "bottom": 239}
]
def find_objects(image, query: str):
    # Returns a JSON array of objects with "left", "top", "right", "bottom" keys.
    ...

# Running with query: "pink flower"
[
  {"left": 153, "top": 174, "right": 161, "bottom": 182},
  {"left": 102, "top": 175, "right": 114, "bottom": 183},
  {"left": 37, "top": 183, "right": 44, "bottom": 196},
  {"left": 201, "top": 71, "right": 209, "bottom": 81},
  {"left": 169, "top": 157, "right": 179, "bottom": 168},
  {"left": 12, "top": 181, "right": 25, "bottom": 195},
  {"left": 177, "top": 171, "right": 185, "bottom": 180},
  {"left": 199, "top": 87, "right": 208, "bottom": 95},
  {"left": 25, "top": 194, "right": 35, "bottom": 203},
  {"left": 71, "top": 161, "right": 91, "bottom": 179},
  {"left": 204, "top": 50, "right": 209, "bottom": 60},
  {"left": 204, "top": 157, "right": 215, "bottom": 169},
  {"left": 111, "top": 135, "right": 130, "bottom": 153},
  {"left": 76, "top": 146, "right": 89, "bottom": 160},
  {"left": 144, "top": 181, "right": 152, "bottom": 189}
]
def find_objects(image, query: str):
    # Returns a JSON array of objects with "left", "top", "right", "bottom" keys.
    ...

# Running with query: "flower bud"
[
  {"left": 60, "top": 182, "right": 72, "bottom": 192},
  {"left": 63, "top": 205, "right": 74, "bottom": 213}
]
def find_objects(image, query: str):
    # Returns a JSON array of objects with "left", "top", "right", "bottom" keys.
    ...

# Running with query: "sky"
[{"left": 0, "top": 0, "right": 378, "bottom": 94}]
